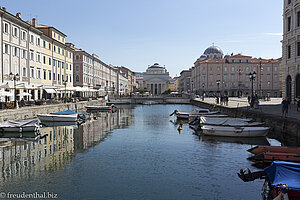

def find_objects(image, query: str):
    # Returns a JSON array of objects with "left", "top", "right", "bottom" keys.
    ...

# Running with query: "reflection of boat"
[
  {"left": 200, "top": 135, "right": 270, "bottom": 145},
  {"left": 248, "top": 152, "right": 300, "bottom": 163},
  {"left": 0, "top": 119, "right": 40, "bottom": 132},
  {"left": 238, "top": 161, "right": 300, "bottom": 199},
  {"left": 86, "top": 105, "right": 117, "bottom": 111},
  {"left": 201, "top": 125, "right": 269, "bottom": 137},
  {"left": 37, "top": 110, "right": 84, "bottom": 122},
  {"left": 170, "top": 108, "right": 219, "bottom": 119},
  {"left": 248, "top": 145, "right": 300, "bottom": 155}
]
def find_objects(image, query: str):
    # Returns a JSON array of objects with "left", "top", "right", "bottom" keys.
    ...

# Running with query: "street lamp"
[
  {"left": 202, "top": 83, "right": 205, "bottom": 100},
  {"left": 63, "top": 80, "right": 67, "bottom": 103},
  {"left": 237, "top": 68, "right": 242, "bottom": 97},
  {"left": 259, "top": 57, "right": 262, "bottom": 98},
  {"left": 9, "top": 72, "right": 20, "bottom": 108},
  {"left": 249, "top": 71, "right": 256, "bottom": 107},
  {"left": 216, "top": 80, "right": 220, "bottom": 94}
]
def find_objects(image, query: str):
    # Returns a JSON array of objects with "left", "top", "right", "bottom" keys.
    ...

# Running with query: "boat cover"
[
  {"left": 200, "top": 117, "right": 252, "bottom": 126},
  {"left": 264, "top": 161, "right": 300, "bottom": 191},
  {"left": 51, "top": 110, "right": 82, "bottom": 116},
  {"left": 0, "top": 119, "right": 40, "bottom": 128}
]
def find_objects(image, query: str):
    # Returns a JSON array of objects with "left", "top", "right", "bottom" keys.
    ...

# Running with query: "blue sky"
[{"left": 1, "top": 0, "right": 283, "bottom": 77}]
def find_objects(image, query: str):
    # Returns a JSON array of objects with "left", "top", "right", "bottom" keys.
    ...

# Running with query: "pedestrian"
[
  {"left": 225, "top": 95, "right": 229, "bottom": 106},
  {"left": 248, "top": 96, "right": 251, "bottom": 104},
  {"left": 281, "top": 97, "right": 290, "bottom": 118},
  {"left": 297, "top": 98, "right": 300, "bottom": 111}
]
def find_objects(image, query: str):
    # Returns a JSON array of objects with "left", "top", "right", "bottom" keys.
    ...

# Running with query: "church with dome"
[
  {"left": 142, "top": 63, "right": 170, "bottom": 95},
  {"left": 198, "top": 45, "right": 224, "bottom": 59}
]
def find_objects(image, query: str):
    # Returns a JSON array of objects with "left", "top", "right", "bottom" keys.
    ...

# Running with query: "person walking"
[{"left": 281, "top": 97, "right": 290, "bottom": 118}]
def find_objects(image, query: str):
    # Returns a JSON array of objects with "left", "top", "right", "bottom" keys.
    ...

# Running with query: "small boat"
[
  {"left": 248, "top": 152, "right": 300, "bottom": 163},
  {"left": 0, "top": 119, "right": 40, "bottom": 133},
  {"left": 86, "top": 105, "right": 117, "bottom": 111},
  {"left": 170, "top": 108, "right": 219, "bottom": 119},
  {"left": 248, "top": 145, "right": 300, "bottom": 155},
  {"left": 37, "top": 110, "right": 84, "bottom": 122},
  {"left": 200, "top": 135, "right": 270, "bottom": 145},
  {"left": 201, "top": 125, "right": 269, "bottom": 137},
  {"left": 238, "top": 161, "right": 300, "bottom": 199},
  {"left": 199, "top": 116, "right": 264, "bottom": 127}
]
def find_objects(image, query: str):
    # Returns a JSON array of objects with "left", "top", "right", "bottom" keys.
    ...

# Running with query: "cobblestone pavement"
[{"left": 195, "top": 97, "right": 300, "bottom": 120}]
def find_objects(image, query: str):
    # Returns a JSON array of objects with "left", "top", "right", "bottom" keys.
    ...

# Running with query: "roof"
[{"left": 36, "top": 24, "right": 67, "bottom": 37}]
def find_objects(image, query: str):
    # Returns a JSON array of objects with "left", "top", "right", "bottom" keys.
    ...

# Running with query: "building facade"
[
  {"left": 191, "top": 46, "right": 281, "bottom": 97},
  {"left": 178, "top": 70, "right": 191, "bottom": 94},
  {"left": 282, "top": 0, "right": 300, "bottom": 101},
  {"left": 143, "top": 63, "right": 169, "bottom": 95}
]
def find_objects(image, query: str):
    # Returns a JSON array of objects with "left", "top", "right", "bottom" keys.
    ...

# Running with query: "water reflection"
[{"left": 0, "top": 108, "right": 132, "bottom": 182}]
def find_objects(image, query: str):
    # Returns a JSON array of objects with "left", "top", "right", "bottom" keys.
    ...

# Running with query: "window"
[
  {"left": 58, "top": 47, "right": 60, "bottom": 54},
  {"left": 54, "top": 32, "right": 56, "bottom": 38},
  {"left": 267, "top": 66, "right": 270, "bottom": 71},
  {"left": 76, "top": 55, "right": 79, "bottom": 60},
  {"left": 30, "top": 51, "right": 34, "bottom": 61},
  {"left": 30, "top": 35, "right": 34, "bottom": 43},
  {"left": 48, "top": 70, "right": 51, "bottom": 80},
  {"left": 62, "top": 75, "right": 64, "bottom": 81},
  {"left": 66, "top": 63, "right": 68, "bottom": 69},
  {"left": 58, "top": 61, "right": 60, "bottom": 68},
  {"left": 43, "top": 40, "right": 46, "bottom": 48},
  {"left": 37, "top": 38, "right": 40, "bottom": 46},
  {"left": 30, "top": 67, "right": 34, "bottom": 78},
  {"left": 53, "top": 46, "right": 56, "bottom": 52},
  {"left": 239, "top": 60, "right": 242, "bottom": 63},
  {"left": 22, "top": 50, "right": 27, "bottom": 59},
  {"left": 62, "top": 49, "right": 64, "bottom": 56},
  {"left": 76, "top": 75, "right": 79, "bottom": 82},
  {"left": 70, "top": 75, "right": 72, "bottom": 82},
  {"left": 287, "top": 16, "right": 291, "bottom": 32},
  {"left": 22, "top": 31, "right": 27, "bottom": 40},
  {"left": 288, "top": 45, "right": 291, "bottom": 59},
  {"left": 231, "top": 66, "right": 235, "bottom": 72},
  {"left": 231, "top": 59, "right": 234, "bottom": 63},
  {"left": 13, "top": 47, "right": 19, "bottom": 57},
  {"left": 53, "top": 72, "right": 56, "bottom": 80},
  {"left": 70, "top": 64, "right": 72, "bottom": 70},
  {"left": 13, "top": 27, "right": 18, "bottom": 37},
  {"left": 70, "top": 53, "right": 72, "bottom": 59},
  {"left": 62, "top": 62, "right": 64, "bottom": 69},
  {"left": 43, "top": 70, "right": 46, "bottom": 80},
  {"left": 49, "top": 58, "right": 52, "bottom": 65},
  {"left": 43, "top": 56, "right": 46, "bottom": 64},
  {"left": 4, "top": 44, "right": 10, "bottom": 54},
  {"left": 4, "top": 23, "right": 9, "bottom": 33},
  {"left": 58, "top": 74, "right": 60, "bottom": 81},
  {"left": 66, "top": 75, "right": 68, "bottom": 82},
  {"left": 49, "top": 43, "right": 51, "bottom": 50},
  {"left": 37, "top": 69, "right": 41, "bottom": 79},
  {"left": 58, "top": 35, "right": 60, "bottom": 40},
  {"left": 288, "top": 0, "right": 291, "bottom": 4},
  {"left": 37, "top": 53, "right": 41, "bottom": 62},
  {"left": 22, "top": 67, "right": 26, "bottom": 77}
]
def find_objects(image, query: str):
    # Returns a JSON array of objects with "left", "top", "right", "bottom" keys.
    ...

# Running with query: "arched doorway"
[
  {"left": 296, "top": 74, "right": 300, "bottom": 98},
  {"left": 286, "top": 75, "right": 292, "bottom": 100}
]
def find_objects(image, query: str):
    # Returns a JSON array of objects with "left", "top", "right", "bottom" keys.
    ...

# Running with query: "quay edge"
[
  {"left": 0, "top": 100, "right": 106, "bottom": 123},
  {"left": 191, "top": 99, "right": 300, "bottom": 146}
]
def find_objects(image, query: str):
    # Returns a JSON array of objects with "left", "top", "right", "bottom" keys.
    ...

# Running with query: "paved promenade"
[{"left": 195, "top": 97, "right": 300, "bottom": 120}]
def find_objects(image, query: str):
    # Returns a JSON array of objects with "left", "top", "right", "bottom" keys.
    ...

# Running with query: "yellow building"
[{"left": 32, "top": 19, "right": 73, "bottom": 98}]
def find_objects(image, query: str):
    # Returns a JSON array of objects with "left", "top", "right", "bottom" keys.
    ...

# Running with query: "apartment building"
[
  {"left": 191, "top": 46, "right": 281, "bottom": 97},
  {"left": 282, "top": 0, "right": 300, "bottom": 101}
]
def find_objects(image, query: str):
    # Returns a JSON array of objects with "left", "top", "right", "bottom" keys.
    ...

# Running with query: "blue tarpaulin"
[
  {"left": 264, "top": 161, "right": 300, "bottom": 191},
  {"left": 51, "top": 110, "right": 83, "bottom": 117}
]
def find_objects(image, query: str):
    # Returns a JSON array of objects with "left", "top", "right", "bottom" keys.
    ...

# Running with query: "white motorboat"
[
  {"left": 170, "top": 108, "right": 219, "bottom": 119},
  {"left": 37, "top": 110, "right": 83, "bottom": 122},
  {"left": 201, "top": 125, "right": 270, "bottom": 137},
  {"left": 0, "top": 119, "right": 40, "bottom": 132},
  {"left": 199, "top": 116, "right": 264, "bottom": 127},
  {"left": 37, "top": 114, "right": 78, "bottom": 122}
]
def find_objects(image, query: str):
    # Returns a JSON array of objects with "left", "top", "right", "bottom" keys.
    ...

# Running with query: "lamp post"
[
  {"left": 259, "top": 57, "right": 262, "bottom": 98},
  {"left": 216, "top": 80, "right": 220, "bottom": 94},
  {"left": 202, "top": 83, "right": 205, "bottom": 100},
  {"left": 249, "top": 71, "right": 256, "bottom": 108},
  {"left": 238, "top": 68, "right": 242, "bottom": 97},
  {"left": 9, "top": 72, "right": 20, "bottom": 108},
  {"left": 63, "top": 80, "right": 67, "bottom": 103}
]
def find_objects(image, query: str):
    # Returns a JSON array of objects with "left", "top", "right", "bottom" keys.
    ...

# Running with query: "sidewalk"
[{"left": 196, "top": 97, "right": 299, "bottom": 120}]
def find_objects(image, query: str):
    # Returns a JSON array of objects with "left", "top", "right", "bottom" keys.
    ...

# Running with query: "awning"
[{"left": 44, "top": 89, "right": 57, "bottom": 94}]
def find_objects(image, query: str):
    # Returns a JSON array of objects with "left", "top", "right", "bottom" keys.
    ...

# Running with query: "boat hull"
[
  {"left": 248, "top": 145, "right": 300, "bottom": 155},
  {"left": 201, "top": 125, "right": 269, "bottom": 137},
  {"left": 37, "top": 114, "right": 78, "bottom": 122}
]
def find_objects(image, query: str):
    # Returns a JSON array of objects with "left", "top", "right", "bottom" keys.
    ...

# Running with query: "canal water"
[{"left": 0, "top": 104, "right": 280, "bottom": 200}]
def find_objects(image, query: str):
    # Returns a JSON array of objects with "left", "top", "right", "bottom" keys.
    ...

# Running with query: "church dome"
[
  {"left": 204, "top": 46, "right": 223, "bottom": 55},
  {"left": 149, "top": 63, "right": 163, "bottom": 69}
]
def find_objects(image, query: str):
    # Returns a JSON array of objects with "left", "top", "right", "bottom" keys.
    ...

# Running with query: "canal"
[{"left": 0, "top": 104, "right": 281, "bottom": 199}]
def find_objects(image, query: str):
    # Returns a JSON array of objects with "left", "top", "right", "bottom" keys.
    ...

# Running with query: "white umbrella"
[
  {"left": 17, "top": 92, "right": 32, "bottom": 96},
  {"left": 0, "top": 91, "right": 13, "bottom": 97}
]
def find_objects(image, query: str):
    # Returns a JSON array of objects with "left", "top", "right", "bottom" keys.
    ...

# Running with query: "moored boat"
[
  {"left": 199, "top": 116, "right": 264, "bottom": 127},
  {"left": 37, "top": 110, "right": 84, "bottom": 122},
  {"left": 0, "top": 119, "right": 40, "bottom": 133},
  {"left": 238, "top": 161, "right": 300, "bottom": 199},
  {"left": 170, "top": 108, "right": 219, "bottom": 119},
  {"left": 248, "top": 145, "right": 300, "bottom": 155},
  {"left": 248, "top": 152, "right": 300, "bottom": 163},
  {"left": 201, "top": 125, "right": 269, "bottom": 137}
]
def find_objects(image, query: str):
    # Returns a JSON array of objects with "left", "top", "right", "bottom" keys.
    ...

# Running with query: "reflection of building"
[
  {"left": 282, "top": 0, "right": 300, "bottom": 101},
  {"left": 191, "top": 45, "right": 281, "bottom": 97},
  {"left": 0, "top": 126, "right": 74, "bottom": 181},
  {"left": 143, "top": 63, "right": 170, "bottom": 95}
]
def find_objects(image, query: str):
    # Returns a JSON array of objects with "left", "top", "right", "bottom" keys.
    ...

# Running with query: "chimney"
[
  {"left": 16, "top": 12, "right": 21, "bottom": 19},
  {"left": 2, "top": 7, "right": 6, "bottom": 11},
  {"left": 32, "top": 18, "right": 37, "bottom": 27}
]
